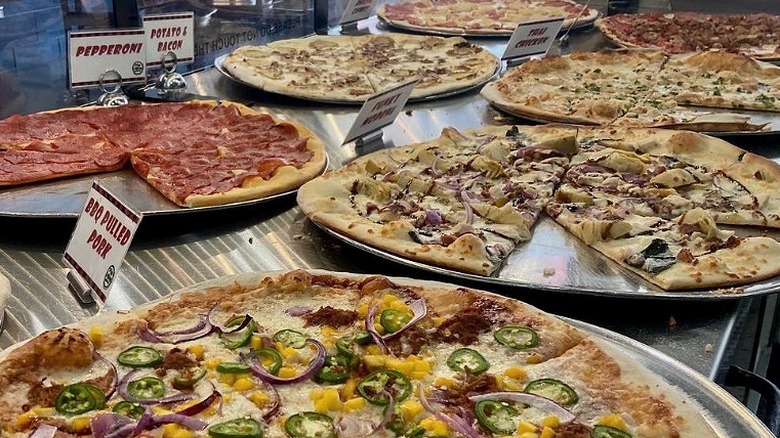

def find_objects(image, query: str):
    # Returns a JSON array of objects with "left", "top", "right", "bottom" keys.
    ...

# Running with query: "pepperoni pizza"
[{"left": 0, "top": 101, "right": 327, "bottom": 207}]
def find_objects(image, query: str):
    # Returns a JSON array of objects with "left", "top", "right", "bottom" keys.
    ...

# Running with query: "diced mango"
[
  {"left": 219, "top": 373, "right": 237, "bottom": 385},
  {"left": 250, "top": 335, "right": 263, "bottom": 350},
  {"left": 517, "top": 421, "right": 537, "bottom": 434},
  {"left": 88, "top": 326, "right": 104, "bottom": 348},
  {"left": 343, "top": 397, "right": 366, "bottom": 413},
  {"left": 519, "top": 433, "right": 539, "bottom": 438},
  {"left": 314, "top": 388, "right": 342, "bottom": 413},
  {"left": 279, "top": 347, "right": 298, "bottom": 360},
  {"left": 233, "top": 377, "right": 255, "bottom": 392},
  {"left": 172, "top": 430, "right": 194, "bottom": 438},
  {"left": 309, "top": 388, "right": 323, "bottom": 401},
  {"left": 540, "top": 426, "right": 555, "bottom": 438},
  {"left": 363, "top": 354, "right": 386, "bottom": 368},
  {"left": 15, "top": 411, "right": 35, "bottom": 429},
  {"left": 413, "top": 360, "right": 431, "bottom": 373},
  {"left": 187, "top": 345, "right": 205, "bottom": 360},
  {"left": 504, "top": 366, "right": 527, "bottom": 380},
  {"left": 71, "top": 417, "right": 91, "bottom": 432},
  {"left": 357, "top": 302, "right": 370, "bottom": 317},
  {"left": 434, "top": 377, "right": 454, "bottom": 388},
  {"left": 205, "top": 358, "right": 221, "bottom": 369},
  {"left": 278, "top": 367, "right": 297, "bottom": 378},
  {"left": 341, "top": 378, "right": 358, "bottom": 401},
  {"left": 598, "top": 414, "right": 628, "bottom": 431},
  {"left": 526, "top": 354, "right": 542, "bottom": 364},
  {"left": 541, "top": 416, "right": 560, "bottom": 429},
  {"left": 411, "top": 371, "right": 427, "bottom": 380},
  {"left": 31, "top": 408, "right": 54, "bottom": 416},
  {"left": 248, "top": 391, "right": 270, "bottom": 407},
  {"left": 400, "top": 400, "right": 424, "bottom": 421},
  {"left": 420, "top": 417, "right": 450, "bottom": 436},
  {"left": 162, "top": 424, "right": 181, "bottom": 438},
  {"left": 321, "top": 327, "right": 336, "bottom": 337}
]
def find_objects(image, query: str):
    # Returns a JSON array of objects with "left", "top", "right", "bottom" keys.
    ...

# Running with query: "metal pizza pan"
[
  {"left": 374, "top": 12, "right": 599, "bottom": 38},
  {"left": 213, "top": 54, "right": 501, "bottom": 105},
  {"left": 487, "top": 100, "right": 780, "bottom": 137},
  {"left": 0, "top": 155, "right": 329, "bottom": 219},
  {"left": 309, "top": 217, "right": 780, "bottom": 300}
]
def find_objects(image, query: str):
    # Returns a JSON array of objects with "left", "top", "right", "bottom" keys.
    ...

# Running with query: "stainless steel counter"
[{"left": 0, "top": 13, "right": 777, "bottom": 389}]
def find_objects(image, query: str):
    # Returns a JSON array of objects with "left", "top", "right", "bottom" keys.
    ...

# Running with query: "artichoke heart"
[
  {"left": 649, "top": 168, "right": 697, "bottom": 188},
  {"left": 595, "top": 150, "right": 648, "bottom": 173},
  {"left": 678, "top": 208, "right": 734, "bottom": 241},
  {"left": 363, "top": 159, "right": 386, "bottom": 175},
  {"left": 554, "top": 185, "right": 594, "bottom": 204},
  {"left": 471, "top": 155, "right": 505, "bottom": 179},
  {"left": 572, "top": 219, "right": 631, "bottom": 245},
  {"left": 354, "top": 176, "right": 395, "bottom": 202}
]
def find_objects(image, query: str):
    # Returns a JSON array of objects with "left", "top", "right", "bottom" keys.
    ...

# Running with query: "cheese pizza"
[
  {"left": 0, "top": 101, "right": 327, "bottom": 208},
  {"left": 297, "top": 125, "right": 780, "bottom": 291},
  {"left": 0, "top": 270, "right": 725, "bottom": 438},
  {"left": 480, "top": 50, "right": 780, "bottom": 132},
  {"left": 221, "top": 34, "right": 499, "bottom": 102}
]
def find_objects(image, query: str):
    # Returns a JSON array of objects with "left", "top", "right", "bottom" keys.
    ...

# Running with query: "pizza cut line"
[
  {"left": 0, "top": 101, "right": 327, "bottom": 208},
  {"left": 297, "top": 125, "right": 780, "bottom": 291},
  {"left": 220, "top": 34, "right": 499, "bottom": 103},
  {"left": 596, "top": 12, "right": 780, "bottom": 60},
  {"left": 0, "top": 270, "right": 723, "bottom": 438},
  {"left": 480, "top": 50, "right": 780, "bottom": 132},
  {"left": 377, "top": 0, "right": 599, "bottom": 36}
]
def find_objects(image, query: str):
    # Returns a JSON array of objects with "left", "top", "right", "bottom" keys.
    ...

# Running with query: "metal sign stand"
[
  {"left": 96, "top": 69, "right": 129, "bottom": 106},
  {"left": 341, "top": 22, "right": 360, "bottom": 34},
  {"left": 67, "top": 269, "right": 96, "bottom": 305},
  {"left": 155, "top": 51, "right": 187, "bottom": 93}
]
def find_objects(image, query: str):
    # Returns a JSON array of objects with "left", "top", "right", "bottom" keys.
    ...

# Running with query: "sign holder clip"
[
  {"left": 96, "top": 69, "right": 129, "bottom": 106},
  {"left": 67, "top": 269, "right": 96, "bottom": 305},
  {"left": 156, "top": 51, "right": 187, "bottom": 92},
  {"left": 355, "top": 129, "right": 384, "bottom": 149}
]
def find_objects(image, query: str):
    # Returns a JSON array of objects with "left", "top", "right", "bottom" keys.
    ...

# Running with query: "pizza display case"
[{"left": 1, "top": 0, "right": 780, "bottom": 434}]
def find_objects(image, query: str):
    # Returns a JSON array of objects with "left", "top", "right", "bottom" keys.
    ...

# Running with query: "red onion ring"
[
  {"left": 132, "top": 408, "right": 154, "bottom": 437},
  {"left": 152, "top": 413, "right": 208, "bottom": 431},
  {"left": 335, "top": 416, "right": 376, "bottom": 437},
  {"left": 138, "top": 316, "right": 213, "bottom": 344},
  {"left": 90, "top": 413, "right": 135, "bottom": 438},
  {"left": 92, "top": 351, "right": 119, "bottom": 399},
  {"left": 28, "top": 425, "right": 57, "bottom": 438},
  {"left": 118, "top": 370, "right": 195, "bottom": 405},
  {"left": 285, "top": 306, "right": 312, "bottom": 317},
  {"left": 241, "top": 339, "right": 326, "bottom": 385},
  {"left": 418, "top": 384, "right": 442, "bottom": 414},
  {"left": 176, "top": 383, "right": 221, "bottom": 417},
  {"left": 434, "top": 411, "right": 484, "bottom": 438},
  {"left": 252, "top": 377, "right": 281, "bottom": 421},
  {"left": 207, "top": 305, "right": 254, "bottom": 334},
  {"left": 373, "top": 391, "right": 395, "bottom": 432},
  {"left": 460, "top": 191, "right": 475, "bottom": 225},
  {"left": 469, "top": 392, "right": 575, "bottom": 424},
  {"left": 366, "top": 303, "right": 390, "bottom": 354}
]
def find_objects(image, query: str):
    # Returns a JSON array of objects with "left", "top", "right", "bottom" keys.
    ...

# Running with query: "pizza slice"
[
  {"left": 610, "top": 98, "right": 769, "bottom": 132},
  {"left": 297, "top": 125, "right": 578, "bottom": 275},
  {"left": 651, "top": 51, "right": 780, "bottom": 112}
]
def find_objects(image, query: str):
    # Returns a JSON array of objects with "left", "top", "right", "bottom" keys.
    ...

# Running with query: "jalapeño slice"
[
  {"left": 494, "top": 326, "right": 540, "bottom": 350},
  {"left": 117, "top": 346, "right": 163, "bottom": 368},
  {"left": 357, "top": 369, "right": 412, "bottom": 405},
  {"left": 315, "top": 355, "right": 350, "bottom": 384},
  {"left": 273, "top": 329, "right": 307, "bottom": 349},
  {"left": 208, "top": 418, "right": 264, "bottom": 438},
  {"left": 173, "top": 367, "right": 207, "bottom": 389},
  {"left": 474, "top": 400, "right": 520, "bottom": 435},
  {"left": 446, "top": 348, "right": 490, "bottom": 375},
  {"left": 379, "top": 309, "right": 412, "bottom": 334},
  {"left": 220, "top": 317, "right": 256, "bottom": 350},
  {"left": 591, "top": 425, "right": 633, "bottom": 438},
  {"left": 284, "top": 412, "right": 335, "bottom": 438},
  {"left": 217, "top": 362, "right": 252, "bottom": 374},
  {"left": 254, "top": 348, "right": 284, "bottom": 375},
  {"left": 524, "top": 378, "right": 579, "bottom": 406},
  {"left": 113, "top": 401, "right": 145, "bottom": 419},
  {"left": 127, "top": 376, "right": 167, "bottom": 400},
  {"left": 335, "top": 331, "right": 372, "bottom": 358},
  {"left": 55, "top": 383, "right": 105, "bottom": 415}
]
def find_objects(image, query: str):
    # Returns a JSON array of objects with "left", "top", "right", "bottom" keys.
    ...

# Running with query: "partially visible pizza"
[
  {"left": 0, "top": 101, "right": 327, "bottom": 207},
  {"left": 377, "top": 0, "right": 598, "bottom": 36},
  {"left": 297, "top": 124, "right": 780, "bottom": 291},
  {"left": 480, "top": 50, "right": 780, "bottom": 131},
  {"left": 220, "top": 34, "right": 499, "bottom": 102},
  {"left": 596, "top": 12, "right": 780, "bottom": 60},
  {"left": 0, "top": 270, "right": 725, "bottom": 438}
]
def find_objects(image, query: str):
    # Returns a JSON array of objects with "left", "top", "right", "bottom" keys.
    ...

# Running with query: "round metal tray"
[
  {"left": 213, "top": 54, "right": 501, "bottom": 105},
  {"left": 310, "top": 218, "right": 780, "bottom": 300},
  {"left": 0, "top": 156, "right": 328, "bottom": 219}
]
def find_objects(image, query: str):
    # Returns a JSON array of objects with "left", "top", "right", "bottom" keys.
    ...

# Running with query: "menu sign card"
[
  {"left": 339, "top": 0, "right": 379, "bottom": 25},
  {"left": 502, "top": 17, "right": 565, "bottom": 61},
  {"left": 143, "top": 12, "right": 195, "bottom": 67},
  {"left": 68, "top": 29, "right": 147, "bottom": 88},
  {"left": 343, "top": 79, "right": 418, "bottom": 145},
  {"left": 63, "top": 182, "right": 142, "bottom": 304}
]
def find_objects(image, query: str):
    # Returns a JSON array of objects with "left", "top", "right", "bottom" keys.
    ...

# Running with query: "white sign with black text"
[
  {"left": 63, "top": 182, "right": 143, "bottom": 305},
  {"left": 68, "top": 29, "right": 147, "bottom": 89},
  {"left": 343, "top": 79, "right": 418, "bottom": 145},
  {"left": 502, "top": 17, "right": 565, "bottom": 61},
  {"left": 143, "top": 12, "right": 195, "bottom": 67},
  {"left": 339, "top": 0, "right": 378, "bottom": 25}
]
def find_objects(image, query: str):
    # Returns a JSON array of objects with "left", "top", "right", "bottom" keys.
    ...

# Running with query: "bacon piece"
[{"left": 302, "top": 306, "right": 358, "bottom": 328}]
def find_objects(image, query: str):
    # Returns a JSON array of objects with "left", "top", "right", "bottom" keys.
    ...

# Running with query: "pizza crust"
[{"left": 0, "top": 273, "right": 9, "bottom": 321}]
